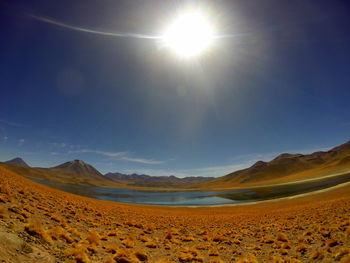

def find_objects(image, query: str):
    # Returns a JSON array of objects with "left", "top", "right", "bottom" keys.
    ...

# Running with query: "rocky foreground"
[{"left": 0, "top": 166, "right": 349, "bottom": 263}]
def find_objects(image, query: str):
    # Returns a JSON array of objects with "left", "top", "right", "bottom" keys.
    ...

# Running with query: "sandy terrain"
[{"left": 0, "top": 166, "right": 349, "bottom": 263}]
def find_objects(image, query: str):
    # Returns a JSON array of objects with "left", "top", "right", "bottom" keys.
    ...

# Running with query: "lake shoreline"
[{"left": 30, "top": 172, "right": 350, "bottom": 207}]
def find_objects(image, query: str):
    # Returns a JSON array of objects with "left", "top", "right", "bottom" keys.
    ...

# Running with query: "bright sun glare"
[{"left": 162, "top": 12, "right": 214, "bottom": 58}]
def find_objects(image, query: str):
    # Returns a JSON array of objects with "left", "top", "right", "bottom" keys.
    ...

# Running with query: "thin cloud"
[
  {"left": 96, "top": 150, "right": 128, "bottom": 158},
  {"left": 52, "top": 142, "right": 66, "bottom": 148},
  {"left": 18, "top": 138, "right": 25, "bottom": 146},
  {"left": 120, "top": 156, "right": 165, "bottom": 165},
  {"left": 51, "top": 142, "right": 80, "bottom": 149},
  {"left": 30, "top": 15, "right": 161, "bottom": 39},
  {"left": 69, "top": 149, "right": 127, "bottom": 158},
  {"left": 0, "top": 119, "right": 25, "bottom": 128},
  {"left": 68, "top": 149, "right": 164, "bottom": 165}
]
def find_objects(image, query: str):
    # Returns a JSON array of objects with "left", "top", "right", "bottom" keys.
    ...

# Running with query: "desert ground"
[{"left": 0, "top": 166, "right": 349, "bottom": 263}]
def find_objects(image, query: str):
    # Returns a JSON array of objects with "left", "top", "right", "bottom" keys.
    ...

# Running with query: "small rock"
[{"left": 21, "top": 242, "right": 33, "bottom": 254}]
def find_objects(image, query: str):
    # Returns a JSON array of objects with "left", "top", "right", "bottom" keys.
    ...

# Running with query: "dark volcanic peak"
[
  {"left": 55, "top": 159, "right": 92, "bottom": 169},
  {"left": 4, "top": 157, "right": 30, "bottom": 167},
  {"left": 53, "top": 160, "right": 105, "bottom": 179}
]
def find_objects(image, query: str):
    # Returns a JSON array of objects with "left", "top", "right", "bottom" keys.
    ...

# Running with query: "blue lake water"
[{"left": 31, "top": 173, "right": 350, "bottom": 206}]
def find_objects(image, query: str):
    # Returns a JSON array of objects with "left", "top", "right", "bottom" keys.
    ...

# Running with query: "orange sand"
[{"left": 0, "top": 166, "right": 349, "bottom": 263}]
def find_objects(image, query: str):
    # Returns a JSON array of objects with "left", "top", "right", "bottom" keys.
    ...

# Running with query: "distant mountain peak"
[
  {"left": 55, "top": 159, "right": 93, "bottom": 168},
  {"left": 53, "top": 160, "right": 106, "bottom": 180},
  {"left": 72, "top": 159, "right": 86, "bottom": 164},
  {"left": 4, "top": 157, "right": 30, "bottom": 167},
  {"left": 57, "top": 159, "right": 92, "bottom": 169}
]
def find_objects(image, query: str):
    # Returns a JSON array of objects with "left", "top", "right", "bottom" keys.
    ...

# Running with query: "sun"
[{"left": 161, "top": 12, "right": 214, "bottom": 58}]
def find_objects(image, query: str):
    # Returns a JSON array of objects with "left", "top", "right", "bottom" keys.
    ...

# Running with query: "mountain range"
[
  {"left": 0, "top": 159, "right": 213, "bottom": 188},
  {"left": 196, "top": 140, "right": 350, "bottom": 189},
  {"left": 1, "top": 140, "right": 350, "bottom": 189},
  {"left": 105, "top": 172, "right": 214, "bottom": 187},
  {"left": 0, "top": 159, "right": 119, "bottom": 187}
]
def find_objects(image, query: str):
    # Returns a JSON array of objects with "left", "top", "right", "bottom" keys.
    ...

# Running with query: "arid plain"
[{"left": 0, "top": 165, "right": 350, "bottom": 263}]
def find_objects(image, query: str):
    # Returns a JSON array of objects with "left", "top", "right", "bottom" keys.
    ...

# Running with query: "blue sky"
[{"left": 1, "top": 0, "right": 350, "bottom": 177}]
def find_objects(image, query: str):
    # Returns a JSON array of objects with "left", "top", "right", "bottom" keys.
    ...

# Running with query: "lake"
[{"left": 31, "top": 173, "right": 350, "bottom": 206}]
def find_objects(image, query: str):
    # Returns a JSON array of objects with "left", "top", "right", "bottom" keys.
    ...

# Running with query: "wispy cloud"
[
  {"left": 120, "top": 156, "right": 164, "bottom": 165},
  {"left": 30, "top": 14, "right": 161, "bottom": 39},
  {"left": 68, "top": 149, "right": 165, "bottom": 165},
  {"left": 18, "top": 138, "right": 25, "bottom": 146},
  {"left": 51, "top": 142, "right": 81, "bottom": 149},
  {"left": 3, "top": 136, "right": 8, "bottom": 142},
  {"left": 0, "top": 119, "right": 26, "bottom": 128},
  {"left": 69, "top": 149, "right": 127, "bottom": 157}
]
